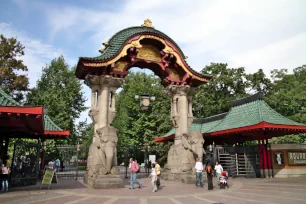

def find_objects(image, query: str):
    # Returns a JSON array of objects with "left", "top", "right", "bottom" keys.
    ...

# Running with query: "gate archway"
[{"left": 75, "top": 19, "right": 211, "bottom": 188}]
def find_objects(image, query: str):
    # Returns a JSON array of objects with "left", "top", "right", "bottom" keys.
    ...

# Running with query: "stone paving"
[{"left": 1, "top": 177, "right": 306, "bottom": 204}]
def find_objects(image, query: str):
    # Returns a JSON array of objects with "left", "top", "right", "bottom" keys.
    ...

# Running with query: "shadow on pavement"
[{"left": 7, "top": 179, "right": 86, "bottom": 192}]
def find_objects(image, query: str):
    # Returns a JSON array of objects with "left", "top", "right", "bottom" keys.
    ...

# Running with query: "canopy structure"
[
  {"left": 156, "top": 92, "right": 306, "bottom": 144},
  {"left": 0, "top": 88, "right": 70, "bottom": 139},
  {"left": 75, "top": 19, "right": 211, "bottom": 87}
]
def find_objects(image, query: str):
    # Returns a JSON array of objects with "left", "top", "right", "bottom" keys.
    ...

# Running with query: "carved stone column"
[
  {"left": 164, "top": 85, "right": 205, "bottom": 179},
  {"left": 166, "top": 85, "right": 196, "bottom": 144},
  {"left": 84, "top": 75, "right": 124, "bottom": 189},
  {"left": 86, "top": 75, "right": 123, "bottom": 127}
]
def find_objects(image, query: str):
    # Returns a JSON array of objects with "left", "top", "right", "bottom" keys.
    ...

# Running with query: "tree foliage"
[
  {"left": 112, "top": 71, "right": 172, "bottom": 165},
  {"left": 193, "top": 63, "right": 306, "bottom": 144},
  {"left": 27, "top": 56, "right": 87, "bottom": 144},
  {"left": 0, "top": 34, "right": 29, "bottom": 102},
  {"left": 193, "top": 63, "right": 248, "bottom": 118},
  {"left": 266, "top": 65, "right": 306, "bottom": 144}
]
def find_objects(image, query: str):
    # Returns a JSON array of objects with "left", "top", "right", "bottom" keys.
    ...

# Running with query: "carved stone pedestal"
[{"left": 84, "top": 173, "right": 124, "bottom": 189}]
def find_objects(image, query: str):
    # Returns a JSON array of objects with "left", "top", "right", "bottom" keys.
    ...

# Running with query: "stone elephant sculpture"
[
  {"left": 87, "top": 135, "right": 106, "bottom": 177},
  {"left": 96, "top": 126, "right": 118, "bottom": 174},
  {"left": 167, "top": 130, "right": 205, "bottom": 173}
]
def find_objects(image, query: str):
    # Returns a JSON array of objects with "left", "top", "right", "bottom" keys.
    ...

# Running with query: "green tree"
[
  {"left": 246, "top": 69, "right": 272, "bottom": 94},
  {"left": 193, "top": 63, "right": 248, "bottom": 118},
  {"left": 78, "top": 122, "right": 94, "bottom": 160},
  {"left": 266, "top": 65, "right": 306, "bottom": 144},
  {"left": 27, "top": 56, "right": 87, "bottom": 144},
  {"left": 112, "top": 72, "right": 172, "bottom": 165},
  {"left": 0, "top": 34, "right": 29, "bottom": 102}
]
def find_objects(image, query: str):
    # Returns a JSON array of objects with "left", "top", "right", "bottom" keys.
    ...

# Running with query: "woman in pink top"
[
  {"left": 1, "top": 164, "right": 9, "bottom": 192},
  {"left": 129, "top": 158, "right": 142, "bottom": 189}
]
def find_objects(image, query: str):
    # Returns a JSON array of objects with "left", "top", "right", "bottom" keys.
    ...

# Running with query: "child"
[{"left": 148, "top": 163, "right": 157, "bottom": 192}]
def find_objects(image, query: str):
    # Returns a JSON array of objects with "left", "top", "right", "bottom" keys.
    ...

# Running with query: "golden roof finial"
[
  {"left": 102, "top": 41, "right": 109, "bottom": 46},
  {"left": 98, "top": 48, "right": 104, "bottom": 53},
  {"left": 141, "top": 18, "right": 154, "bottom": 28}
]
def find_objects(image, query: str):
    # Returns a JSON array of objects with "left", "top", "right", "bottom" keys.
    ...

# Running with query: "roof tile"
[
  {"left": 0, "top": 88, "right": 63, "bottom": 131},
  {"left": 79, "top": 26, "right": 210, "bottom": 78}
]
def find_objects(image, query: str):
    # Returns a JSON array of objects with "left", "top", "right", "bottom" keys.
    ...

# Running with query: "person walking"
[
  {"left": 205, "top": 162, "right": 213, "bottom": 190},
  {"left": 55, "top": 158, "right": 60, "bottom": 172},
  {"left": 194, "top": 158, "right": 204, "bottom": 188},
  {"left": 214, "top": 161, "right": 223, "bottom": 184},
  {"left": 129, "top": 158, "right": 142, "bottom": 189},
  {"left": 148, "top": 163, "right": 157, "bottom": 192},
  {"left": 155, "top": 161, "right": 161, "bottom": 189},
  {"left": 1, "top": 164, "right": 9, "bottom": 192},
  {"left": 48, "top": 160, "right": 55, "bottom": 170}
]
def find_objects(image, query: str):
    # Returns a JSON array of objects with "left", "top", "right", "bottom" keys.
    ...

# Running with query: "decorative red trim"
[
  {"left": 208, "top": 122, "right": 306, "bottom": 136},
  {"left": 154, "top": 135, "right": 175, "bottom": 142},
  {"left": 0, "top": 106, "right": 43, "bottom": 114},
  {"left": 44, "top": 130, "right": 70, "bottom": 136},
  {"left": 154, "top": 122, "right": 306, "bottom": 142},
  {"left": 76, "top": 33, "right": 211, "bottom": 83}
]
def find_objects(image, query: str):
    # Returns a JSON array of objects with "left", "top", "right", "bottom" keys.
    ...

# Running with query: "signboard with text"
[{"left": 288, "top": 152, "right": 306, "bottom": 165}]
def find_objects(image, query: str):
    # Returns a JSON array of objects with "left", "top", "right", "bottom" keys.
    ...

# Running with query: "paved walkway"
[{"left": 1, "top": 177, "right": 306, "bottom": 204}]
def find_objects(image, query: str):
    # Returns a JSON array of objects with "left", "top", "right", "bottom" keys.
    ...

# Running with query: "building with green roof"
[{"left": 156, "top": 92, "right": 306, "bottom": 143}]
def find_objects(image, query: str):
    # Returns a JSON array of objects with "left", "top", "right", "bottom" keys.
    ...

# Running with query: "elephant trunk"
[{"left": 105, "top": 146, "right": 115, "bottom": 173}]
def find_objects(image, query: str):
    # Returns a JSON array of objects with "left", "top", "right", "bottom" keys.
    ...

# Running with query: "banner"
[{"left": 288, "top": 152, "right": 306, "bottom": 165}]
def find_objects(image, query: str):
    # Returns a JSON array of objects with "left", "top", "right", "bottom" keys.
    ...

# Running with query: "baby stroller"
[{"left": 218, "top": 171, "right": 229, "bottom": 189}]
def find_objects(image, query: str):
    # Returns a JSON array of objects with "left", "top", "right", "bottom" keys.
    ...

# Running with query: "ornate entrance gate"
[
  {"left": 75, "top": 19, "right": 211, "bottom": 188},
  {"left": 55, "top": 144, "right": 86, "bottom": 180}
]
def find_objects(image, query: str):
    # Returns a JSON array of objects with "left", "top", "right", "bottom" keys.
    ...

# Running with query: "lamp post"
[{"left": 135, "top": 92, "right": 155, "bottom": 111}]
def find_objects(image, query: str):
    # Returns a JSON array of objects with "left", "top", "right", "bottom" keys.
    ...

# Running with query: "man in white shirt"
[
  {"left": 194, "top": 158, "right": 204, "bottom": 188},
  {"left": 214, "top": 161, "right": 223, "bottom": 183},
  {"left": 48, "top": 160, "right": 55, "bottom": 170}
]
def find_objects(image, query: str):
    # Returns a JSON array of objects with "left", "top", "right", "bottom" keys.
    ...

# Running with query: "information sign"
[{"left": 40, "top": 169, "right": 58, "bottom": 189}]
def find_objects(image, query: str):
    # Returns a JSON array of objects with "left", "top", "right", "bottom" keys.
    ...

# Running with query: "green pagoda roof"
[
  {"left": 77, "top": 25, "right": 211, "bottom": 80},
  {"left": 0, "top": 88, "right": 21, "bottom": 106},
  {"left": 0, "top": 88, "right": 63, "bottom": 132},
  {"left": 207, "top": 94, "right": 306, "bottom": 134},
  {"left": 156, "top": 92, "right": 306, "bottom": 142},
  {"left": 80, "top": 26, "right": 187, "bottom": 61}
]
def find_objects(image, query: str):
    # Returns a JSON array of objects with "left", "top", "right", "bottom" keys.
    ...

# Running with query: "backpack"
[
  {"left": 135, "top": 163, "right": 140, "bottom": 173},
  {"left": 155, "top": 164, "right": 161, "bottom": 176},
  {"left": 206, "top": 165, "right": 212, "bottom": 173}
]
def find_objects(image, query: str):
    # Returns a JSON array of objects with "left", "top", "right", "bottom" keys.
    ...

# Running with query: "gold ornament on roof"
[
  {"left": 103, "top": 41, "right": 109, "bottom": 46},
  {"left": 141, "top": 19, "right": 154, "bottom": 28},
  {"left": 98, "top": 48, "right": 104, "bottom": 53}
]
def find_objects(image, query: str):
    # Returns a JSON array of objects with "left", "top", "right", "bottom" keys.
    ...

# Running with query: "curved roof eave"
[{"left": 78, "top": 27, "right": 212, "bottom": 79}]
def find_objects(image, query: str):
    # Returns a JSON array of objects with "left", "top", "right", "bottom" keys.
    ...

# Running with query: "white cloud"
[
  {"left": 0, "top": 23, "right": 67, "bottom": 87},
  {"left": 227, "top": 32, "right": 306, "bottom": 73},
  {"left": 44, "top": 0, "right": 306, "bottom": 74},
  {"left": 22, "top": 0, "right": 306, "bottom": 123}
]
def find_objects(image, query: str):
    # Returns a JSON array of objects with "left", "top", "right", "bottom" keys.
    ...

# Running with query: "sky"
[{"left": 1, "top": 0, "right": 306, "bottom": 123}]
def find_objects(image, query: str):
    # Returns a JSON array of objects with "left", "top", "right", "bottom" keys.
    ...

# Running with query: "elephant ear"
[{"left": 182, "top": 135, "right": 192, "bottom": 150}]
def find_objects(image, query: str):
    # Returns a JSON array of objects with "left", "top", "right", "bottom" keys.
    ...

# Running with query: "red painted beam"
[
  {"left": 154, "top": 122, "right": 306, "bottom": 143},
  {"left": 154, "top": 135, "right": 175, "bottom": 142},
  {"left": 0, "top": 106, "right": 43, "bottom": 115},
  {"left": 44, "top": 130, "right": 70, "bottom": 136}
]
